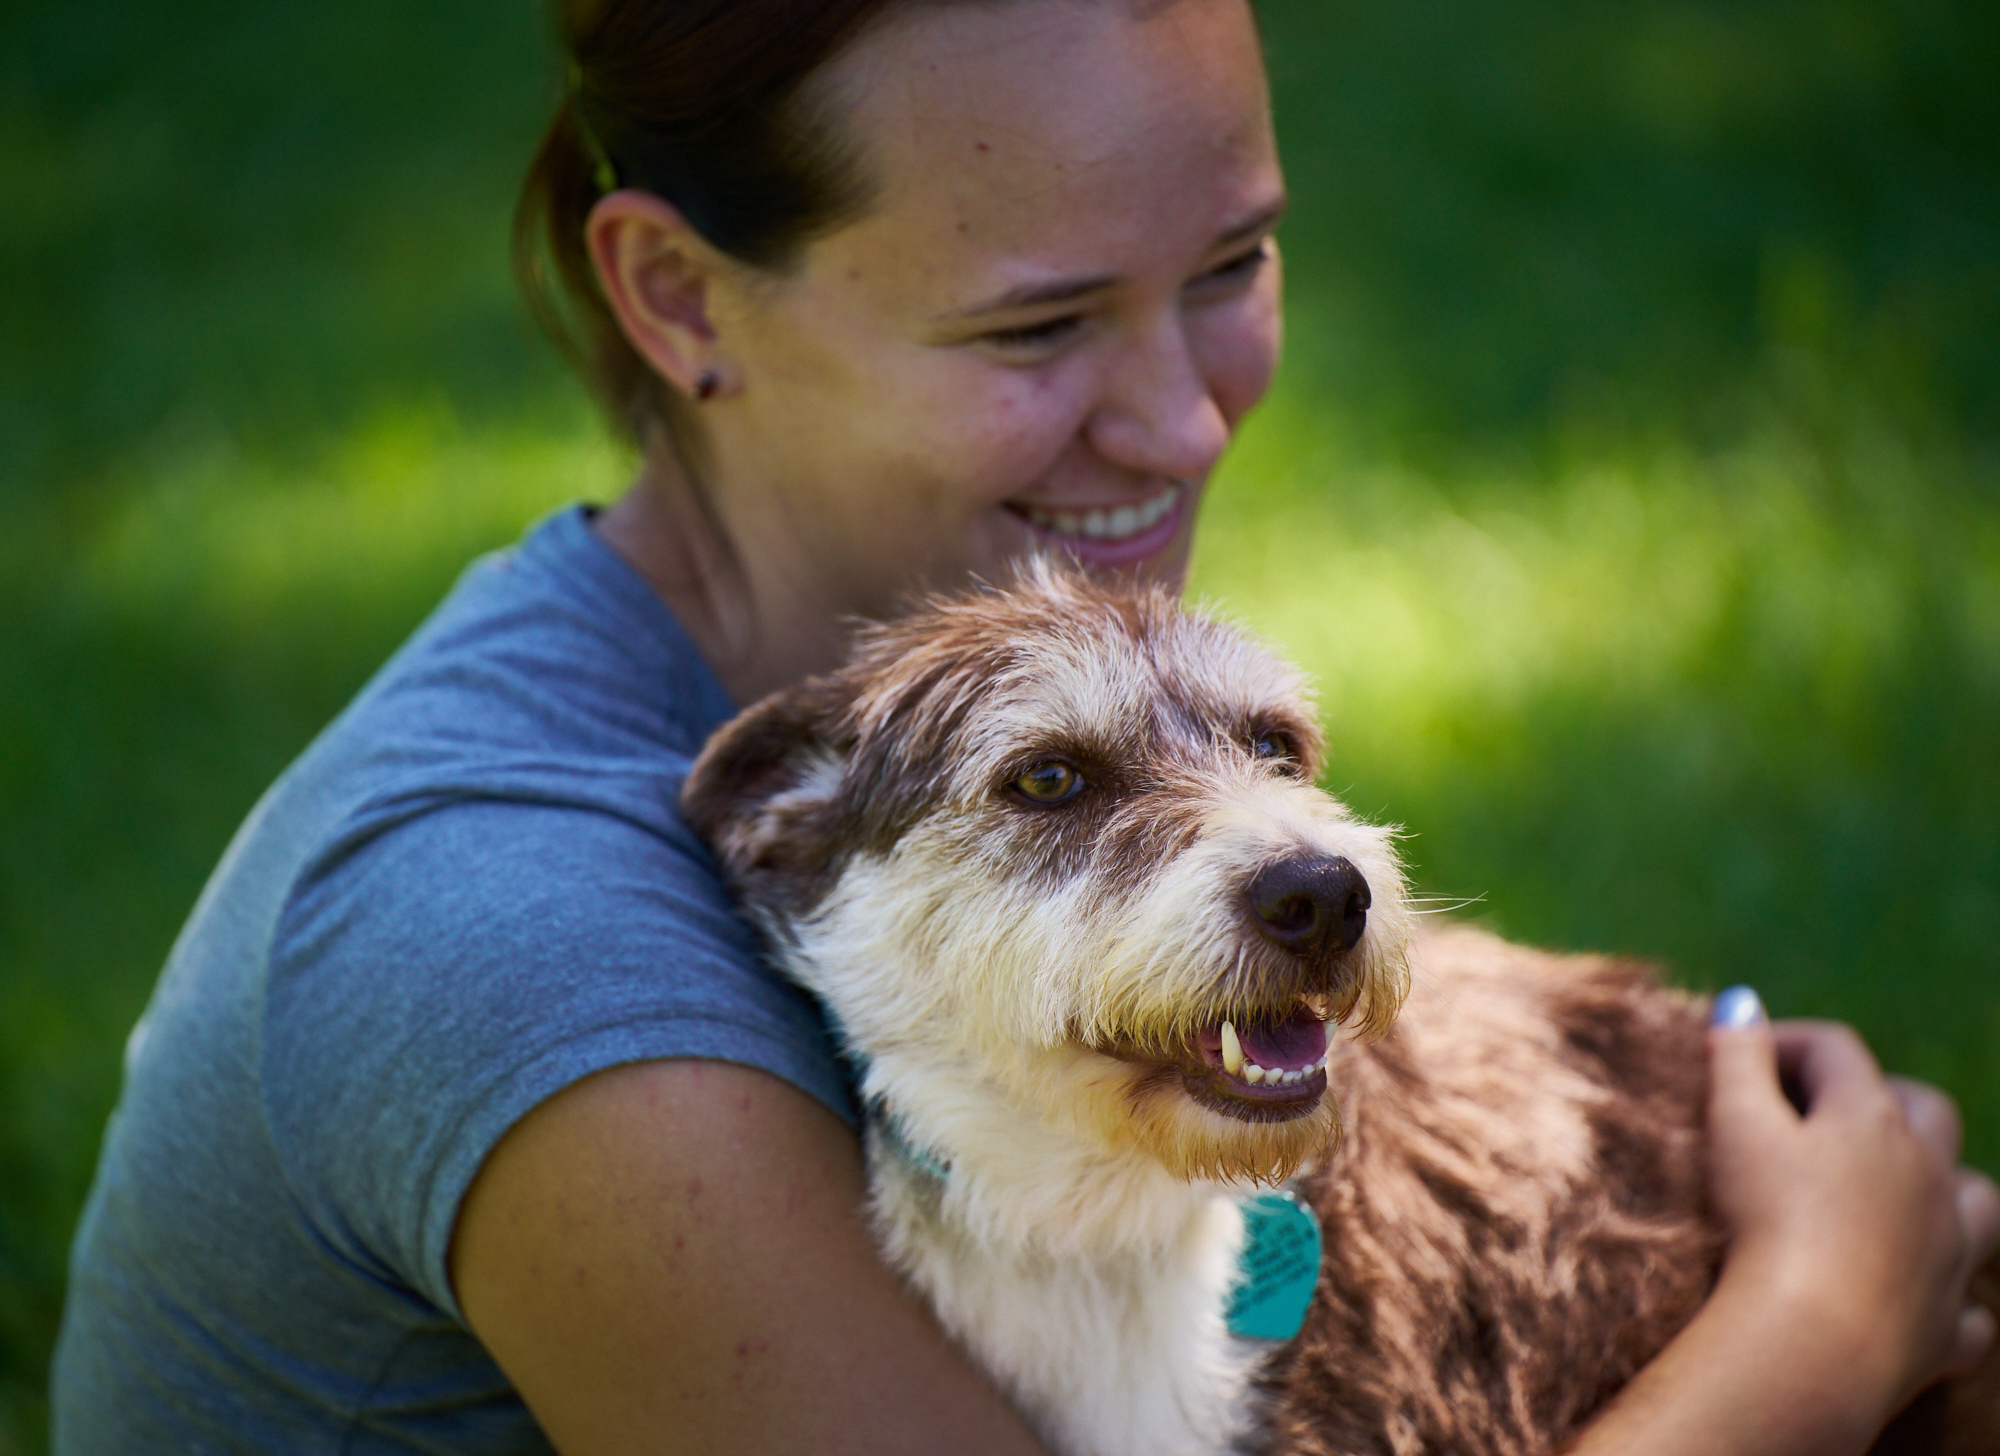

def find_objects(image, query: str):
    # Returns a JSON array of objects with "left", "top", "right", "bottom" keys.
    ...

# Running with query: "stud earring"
[{"left": 694, "top": 370, "right": 720, "bottom": 401}]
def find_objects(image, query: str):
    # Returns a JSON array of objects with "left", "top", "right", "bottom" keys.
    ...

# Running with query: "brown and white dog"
[{"left": 681, "top": 562, "right": 1999, "bottom": 1456}]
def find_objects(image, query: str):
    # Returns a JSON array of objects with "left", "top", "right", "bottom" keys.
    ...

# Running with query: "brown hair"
[{"left": 514, "top": 0, "right": 910, "bottom": 450}]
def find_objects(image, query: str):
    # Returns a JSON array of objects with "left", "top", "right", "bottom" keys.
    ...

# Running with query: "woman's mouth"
[{"left": 1008, "top": 480, "right": 1188, "bottom": 566}]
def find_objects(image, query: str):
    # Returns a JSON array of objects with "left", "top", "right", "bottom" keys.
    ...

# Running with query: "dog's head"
[{"left": 682, "top": 562, "right": 1410, "bottom": 1184}]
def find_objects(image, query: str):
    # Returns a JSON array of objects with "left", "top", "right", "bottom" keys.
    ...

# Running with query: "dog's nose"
[{"left": 1246, "top": 855, "right": 1371, "bottom": 955}]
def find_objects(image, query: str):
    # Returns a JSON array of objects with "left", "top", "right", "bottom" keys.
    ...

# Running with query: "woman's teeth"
[
  {"left": 1218, "top": 1018, "right": 1335, "bottom": 1087},
  {"left": 1020, "top": 483, "right": 1180, "bottom": 542}
]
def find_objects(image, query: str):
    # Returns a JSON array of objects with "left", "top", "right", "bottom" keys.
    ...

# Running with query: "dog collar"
[
  {"left": 839, "top": 1034, "right": 953, "bottom": 1183},
  {"left": 1227, "top": 1190, "right": 1323, "bottom": 1342},
  {"left": 872, "top": 1099, "right": 953, "bottom": 1183},
  {"left": 874, "top": 1112, "right": 1320, "bottom": 1342}
]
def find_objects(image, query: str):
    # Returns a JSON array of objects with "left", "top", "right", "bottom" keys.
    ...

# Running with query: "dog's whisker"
[{"left": 1404, "top": 893, "right": 1485, "bottom": 911}]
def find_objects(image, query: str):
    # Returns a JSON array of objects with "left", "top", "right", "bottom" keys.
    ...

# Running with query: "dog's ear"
[{"left": 680, "top": 680, "right": 851, "bottom": 893}]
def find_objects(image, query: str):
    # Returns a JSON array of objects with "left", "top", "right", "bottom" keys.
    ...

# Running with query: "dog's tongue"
[{"left": 1239, "top": 1005, "right": 1327, "bottom": 1068}]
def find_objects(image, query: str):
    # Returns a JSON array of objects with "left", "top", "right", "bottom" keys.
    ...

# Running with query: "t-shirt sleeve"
[{"left": 261, "top": 795, "right": 856, "bottom": 1323}]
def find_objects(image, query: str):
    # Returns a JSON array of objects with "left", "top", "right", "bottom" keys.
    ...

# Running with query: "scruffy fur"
[{"left": 681, "top": 564, "right": 1999, "bottom": 1456}]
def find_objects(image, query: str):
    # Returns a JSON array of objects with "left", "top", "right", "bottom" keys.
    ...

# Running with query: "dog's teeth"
[
  {"left": 1220, "top": 1021, "right": 1244, "bottom": 1076},
  {"left": 1282, "top": 1069, "right": 1302, "bottom": 1085},
  {"left": 1323, "top": 1019, "right": 1338, "bottom": 1054},
  {"left": 1244, "top": 1062, "right": 1267, "bottom": 1085}
]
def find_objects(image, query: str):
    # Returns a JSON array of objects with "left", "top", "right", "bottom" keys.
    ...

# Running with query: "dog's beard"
[
  {"left": 1069, "top": 1049, "right": 1347, "bottom": 1185},
  {"left": 1132, "top": 1077, "right": 1344, "bottom": 1185}
]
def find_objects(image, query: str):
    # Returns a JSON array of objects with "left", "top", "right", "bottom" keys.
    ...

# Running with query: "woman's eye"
[
  {"left": 1193, "top": 241, "right": 1271, "bottom": 291},
  {"left": 982, "top": 315, "right": 1084, "bottom": 352},
  {"left": 1011, "top": 761, "right": 1087, "bottom": 804}
]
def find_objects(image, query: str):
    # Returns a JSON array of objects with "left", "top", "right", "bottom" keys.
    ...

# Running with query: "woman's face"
[{"left": 698, "top": 0, "right": 1284, "bottom": 622}]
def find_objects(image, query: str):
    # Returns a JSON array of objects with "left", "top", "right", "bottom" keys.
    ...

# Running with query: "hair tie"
[{"left": 566, "top": 63, "right": 620, "bottom": 195}]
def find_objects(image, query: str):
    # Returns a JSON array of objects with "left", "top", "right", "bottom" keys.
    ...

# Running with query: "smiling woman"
[
  {"left": 574, "top": 0, "right": 1285, "bottom": 702},
  {"left": 49, "top": 0, "right": 1995, "bottom": 1452}
]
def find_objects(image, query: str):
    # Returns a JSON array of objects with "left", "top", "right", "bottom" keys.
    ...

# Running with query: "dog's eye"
[
  {"left": 1251, "top": 732, "right": 1297, "bottom": 764},
  {"left": 1010, "top": 760, "right": 1087, "bottom": 805}
]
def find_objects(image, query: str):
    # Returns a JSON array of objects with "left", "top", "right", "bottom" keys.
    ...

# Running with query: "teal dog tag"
[{"left": 1226, "top": 1190, "right": 1323, "bottom": 1341}]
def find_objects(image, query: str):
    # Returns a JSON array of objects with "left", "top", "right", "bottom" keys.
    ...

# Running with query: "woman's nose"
[{"left": 1084, "top": 317, "right": 1231, "bottom": 483}]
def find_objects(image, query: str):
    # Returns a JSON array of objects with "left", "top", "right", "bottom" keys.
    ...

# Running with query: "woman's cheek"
[
  {"left": 950, "top": 363, "right": 1095, "bottom": 497},
  {"left": 1200, "top": 267, "right": 1283, "bottom": 430}
]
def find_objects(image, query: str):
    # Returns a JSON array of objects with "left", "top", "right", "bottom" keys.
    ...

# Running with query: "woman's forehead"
[{"left": 813, "top": 0, "right": 1280, "bottom": 298}]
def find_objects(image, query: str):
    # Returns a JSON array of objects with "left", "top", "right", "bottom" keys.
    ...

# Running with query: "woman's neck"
[{"left": 592, "top": 446, "right": 850, "bottom": 706}]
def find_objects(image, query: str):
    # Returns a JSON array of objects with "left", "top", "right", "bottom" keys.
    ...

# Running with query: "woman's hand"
[
  {"left": 1567, "top": 993, "right": 1999, "bottom": 1456},
  {"left": 1707, "top": 1013, "right": 1999, "bottom": 1414}
]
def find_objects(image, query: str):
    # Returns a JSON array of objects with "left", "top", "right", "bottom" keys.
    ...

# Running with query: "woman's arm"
[
  {"left": 1566, "top": 1013, "right": 2000, "bottom": 1456},
  {"left": 453, "top": 1021, "right": 1996, "bottom": 1456},
  {"left": 449, "top": 1058, "right": 1050, "bottom": 1456}
]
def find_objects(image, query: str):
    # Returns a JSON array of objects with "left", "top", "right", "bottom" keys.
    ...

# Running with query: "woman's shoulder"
[
  {"left": 107, "top": 503, "right": 854, "bottom": 1317},
  {"left": 251, "top": 502, "right": 776, "bottom": 1075},
  {"left": 265, "top": 503, "right": 751, "bottom": 995},
  {"left": 247, "top": 510, "right": 857, "bottom": 1260},
  {"left": 258, "top": 788, "right": 855, "bottom": 1306},
  {"left": 340, "top": 505, "right": 739, "bottom": 779}
]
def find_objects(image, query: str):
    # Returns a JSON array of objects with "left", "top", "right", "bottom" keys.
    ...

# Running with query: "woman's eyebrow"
[
  {"left": 936, "top": 274, "right": 1120, "bottom": 323},
  {"left": 934, "top": 199, "right": 1290, "bottom": 324},
  {"left": 1214, "top": 198, "right": 1288, "bottom": 251}
]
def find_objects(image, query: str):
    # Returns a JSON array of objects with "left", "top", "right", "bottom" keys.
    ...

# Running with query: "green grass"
[
  {"left": 2, "top": 0, "right": 1997, "bottom": 1447},
  {"left": 1199, "top": 371, "right": 2000, "bottom": 1130}
]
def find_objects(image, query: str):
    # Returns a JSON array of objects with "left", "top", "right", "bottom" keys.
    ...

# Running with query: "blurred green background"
[{"left": 2, "top": 0, "right": 1996, "bottom": 1445}]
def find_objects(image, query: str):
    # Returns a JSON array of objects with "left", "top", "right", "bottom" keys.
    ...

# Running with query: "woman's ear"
[{"left": 586, "top": 190, "right": 735, "bottom": 401}]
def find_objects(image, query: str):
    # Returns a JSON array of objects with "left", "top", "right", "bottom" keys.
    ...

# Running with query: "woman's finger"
[
  {"left": 1705, "top": 990, "right": 1788, "bottom": 1137},
  {"left": 1888, "top": 1077, "right": 1965, "bottom": 1165},
  {"left": 1962, "top": 1171, "right": 2000, "bottom": 1268},
  {"left": 1945, "top": 1303, "right": 1997, "bottom": 1379},
  {"left": 1771, "top": 1019, "right": 1884, "bottom": 1116}
]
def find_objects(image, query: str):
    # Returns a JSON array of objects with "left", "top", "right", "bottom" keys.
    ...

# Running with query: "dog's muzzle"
[{"left": 1091, "top": 855, "right": 1378, "bottom": 1126}]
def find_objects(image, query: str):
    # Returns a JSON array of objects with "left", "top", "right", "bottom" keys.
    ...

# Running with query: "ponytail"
[{"left": 513, "top": 0, "right": 903, "bottom": 449}]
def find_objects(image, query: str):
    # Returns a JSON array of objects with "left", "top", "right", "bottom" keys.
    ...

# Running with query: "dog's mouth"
[
  {"left": 1185, "top": 1003, "right": 1331, "bottom": 1121},
  {"left": 1099, "top": 1001, "right": 1332, "bottom": 1123}
]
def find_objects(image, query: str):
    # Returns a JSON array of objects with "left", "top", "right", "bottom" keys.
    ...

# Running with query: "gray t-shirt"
[{"left": 52, "top": 507, "right": 856, "bottom": 1452}]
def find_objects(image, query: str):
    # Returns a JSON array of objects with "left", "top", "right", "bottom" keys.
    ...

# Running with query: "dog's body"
[
  {"left": 1278, "top": 927, "right": 2000, "bottom": 1456},
  {"left": 682, "top": 565, "right": 1997, "bottom": 1456},
  {"left": 863, "top": 923, "right": 1716, "bottom": 1456},
  {"left": 1276, "top": 926, "right": 1717, "bottom": 1455}
]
